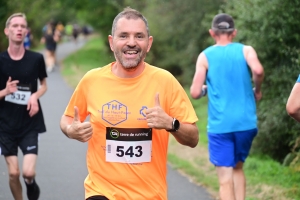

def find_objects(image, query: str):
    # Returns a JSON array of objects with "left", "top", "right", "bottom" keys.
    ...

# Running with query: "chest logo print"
[{"left": 102, "top": 100, "right": 128, "bottom": 126}]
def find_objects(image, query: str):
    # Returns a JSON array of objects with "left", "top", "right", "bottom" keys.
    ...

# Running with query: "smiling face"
[
  {"left": 4, "top": 16, "right": 28, "bottom": 45},
  {"left": 109, "top": 17, "right": 153, "bottom": 70}
]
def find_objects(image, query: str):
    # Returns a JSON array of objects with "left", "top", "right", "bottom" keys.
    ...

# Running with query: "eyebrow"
[{"left": 118, "top": 31, "right": 146, "bottom": 36}]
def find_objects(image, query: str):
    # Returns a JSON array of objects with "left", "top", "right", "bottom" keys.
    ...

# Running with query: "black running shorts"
[
  {"left": 86, "top": 195, "right": 109, "bottom": 200},
  {"left": 0, "top": 131, "right": 39, "bottom": 156}
]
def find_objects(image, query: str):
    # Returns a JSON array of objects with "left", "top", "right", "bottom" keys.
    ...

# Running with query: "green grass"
[
  {"left": 168, "top": 153, "right": 219, "bottom": 191},
  {"left": 245, "top": 155, "right": 300, "bottom": 199},
  {"left": 61, "top": 35, "right": 115, "bottom": 88},
  {"left": 61, "top": 34, "right": 300, "bottom": 200}
]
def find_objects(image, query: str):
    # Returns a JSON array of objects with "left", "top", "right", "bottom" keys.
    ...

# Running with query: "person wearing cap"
[{"left": 190, "top": 13, "right": 264, "bottom": 200}]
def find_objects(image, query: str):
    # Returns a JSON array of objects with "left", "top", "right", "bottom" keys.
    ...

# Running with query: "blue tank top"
[
  {"left": 297, "top": 74, "right": 300, "bottom": 82},
  {"left": 204, "top": 43, "right": 257, "bottom": 133}
]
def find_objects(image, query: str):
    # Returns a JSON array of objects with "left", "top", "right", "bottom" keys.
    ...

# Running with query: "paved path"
[{"left": 0, "top": 39, "right": 213, "bottom": 200}]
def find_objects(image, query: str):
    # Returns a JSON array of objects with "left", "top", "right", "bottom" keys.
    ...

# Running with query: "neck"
[
  {"left": 112, "top": 62, "right": 145, "bottom": 78},
  {"left": 7, "top": 43, "right": 25, "bottom": 60},
  {"left": 214, "top": 35, "right": 233, "bottom": 46}
]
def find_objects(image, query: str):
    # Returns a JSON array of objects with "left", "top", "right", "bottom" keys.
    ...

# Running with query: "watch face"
[{"left": 174, "top": 119, "right": 180, "bottom": 130}]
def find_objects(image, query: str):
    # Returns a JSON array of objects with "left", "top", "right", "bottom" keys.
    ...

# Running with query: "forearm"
[
  {"left": 289, "top": 111, "right": 300, "bottom": 122},
  {"left": 253, "top": 72, "right": 264, "bottom": 91},
  {"left": 170, "top": 123, "right": 199, "bottom": 148},
  {"left": 33, "top": 78, "right": 47, "bottom": 99},
  {"left": 0, "top": 89, "right": 8, "bottom": 99},
  {"left": 33, "top": 84, "right": 47, "bottom": 99},
  {"left": 60, "top": 115, "right": 72, "bottom": 138}
]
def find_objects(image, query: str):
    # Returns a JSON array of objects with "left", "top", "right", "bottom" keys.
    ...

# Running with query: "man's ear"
[
  {"left": 232, "top": 29, "right": 237, "bottom": 38},
  {"left": 4, "top": 28, "right": 8, "bottom": 37},
  {"left": 146, "top": 36, "right": 153, "bottom": 52},
  {"left": 208, "top": 29, "right": 215, "bottom": 38},
  {"left": 108, "top": 35, "right": 114, "bottom": 52}
]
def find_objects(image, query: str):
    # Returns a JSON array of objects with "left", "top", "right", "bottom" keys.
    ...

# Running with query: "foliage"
[
  {"left": 2, "top": 0, "right": 300, "bottom": 167},
  {"left": 224, "top": 0, "right": 300, "bottom": 162},
  {"left": 0, "top": 0, "right": 119, "bottom": 51},
  {"left": 140, "top": 0, "right": 222, "bottom": 85}
]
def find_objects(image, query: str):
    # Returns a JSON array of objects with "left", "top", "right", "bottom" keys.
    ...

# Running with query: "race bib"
[
  {"left": 106, "top": 127, "right": 152, "bottom": 164},
  {"left": 5, "top": 84, "right": 31, "bottom": 105}
]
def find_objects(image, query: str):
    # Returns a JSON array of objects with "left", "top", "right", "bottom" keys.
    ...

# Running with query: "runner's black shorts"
[
  {"left": 0, "top": 131, "right": 39, "bottom": 156},
  {"left": 86, "top": 195, "right": 108, "bottom": 200}
]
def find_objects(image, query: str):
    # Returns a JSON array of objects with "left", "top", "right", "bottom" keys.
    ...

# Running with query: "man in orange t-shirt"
[{"left": 60, "top": 7, "right": 199, "bottom": 200}]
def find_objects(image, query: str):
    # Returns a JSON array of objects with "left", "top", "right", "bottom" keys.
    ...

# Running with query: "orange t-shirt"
[{"left": 64, "top": 62, "right": 198, "bottom": 200}]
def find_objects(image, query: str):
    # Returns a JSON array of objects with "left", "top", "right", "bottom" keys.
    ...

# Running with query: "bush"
[{"left": 225, "top": 0, "right": 300, "bottom": 162}]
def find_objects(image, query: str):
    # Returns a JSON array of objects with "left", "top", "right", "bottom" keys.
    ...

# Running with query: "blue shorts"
[{"left": 208, "top": 128, "right": 257, "bottom": 167}]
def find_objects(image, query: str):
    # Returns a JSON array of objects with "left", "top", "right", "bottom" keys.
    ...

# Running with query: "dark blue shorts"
[
  {"left": 0, "top": 131, "right": 39, "bottom": 156},
  {"left": 208, "top": 128, "right": 257, "bottom": 167}
]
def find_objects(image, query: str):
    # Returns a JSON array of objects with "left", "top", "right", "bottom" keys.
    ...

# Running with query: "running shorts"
[
  {"left": 86, "top": 195, "right": 109, "bottom": 200},
  {"left": 208, "top": 128, "right": 258, "bottom": 167},
  {"left": 0, "top": 131, "right": 39, "bottom": 156}
]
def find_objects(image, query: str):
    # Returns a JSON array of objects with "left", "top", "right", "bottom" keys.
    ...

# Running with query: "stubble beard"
[{"left": 114, "top": 50, "right": 146, "bottom": 70}]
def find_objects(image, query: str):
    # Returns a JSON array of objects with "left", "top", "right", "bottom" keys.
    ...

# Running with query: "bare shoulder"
[
  {"left": 243, "top": 45, "right": 255, "bottom": 55},
  {"left": 196, "top": 52, "right": 208, "bottom": 70}
]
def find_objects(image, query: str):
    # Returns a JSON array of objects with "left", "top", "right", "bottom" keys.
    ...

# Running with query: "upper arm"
[
  {"left": 244, "top": 45, "right": 264, "bottom": 76},
  {"left": 190, "top": 52, "right": 208, "bottom": 99},
  {"left": 39, "top": 77, "right": 47, "bottom": 88}
]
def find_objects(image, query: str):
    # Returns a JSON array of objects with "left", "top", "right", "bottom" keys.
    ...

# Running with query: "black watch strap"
[{"left": 166, "top": 118, "right": 180, "bottom": 132}]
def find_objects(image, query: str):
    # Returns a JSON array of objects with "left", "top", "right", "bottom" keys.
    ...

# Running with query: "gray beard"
[{"left": 114, "top": 52, "right": 144, "bottom": 70}]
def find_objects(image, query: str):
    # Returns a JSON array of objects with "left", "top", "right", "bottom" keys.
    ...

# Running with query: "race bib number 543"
[{"left": 106, "top": 127, "right": 152, "bottom": 164}]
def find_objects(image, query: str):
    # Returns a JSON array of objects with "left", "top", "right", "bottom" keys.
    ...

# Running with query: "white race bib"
[
  {"left": 5, "top": 84, "right": 31, "bottom": 105},
  {"left": 106, "top": 127, "right": 152, "bottom": 163}
]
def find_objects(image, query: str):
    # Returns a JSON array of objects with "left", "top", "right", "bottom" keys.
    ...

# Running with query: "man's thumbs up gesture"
[
  {"left": 145, "top": 93, "right": 173, "bottom": 130},
  {"left": 66, "top": 106, "right": 93, "bottom": 142}
]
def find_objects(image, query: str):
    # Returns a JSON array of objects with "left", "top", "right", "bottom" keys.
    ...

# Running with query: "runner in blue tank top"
[
  {"left": 190, "top": 13, "right": 264, "bottom": 200},
  {"left": 286, "top": 75, "right": 300, "bottom": 122}
]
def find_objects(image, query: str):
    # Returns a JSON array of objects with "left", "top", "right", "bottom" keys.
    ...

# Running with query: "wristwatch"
[{"left": 166, "top": 118, "right": 180, "bottom": 132}]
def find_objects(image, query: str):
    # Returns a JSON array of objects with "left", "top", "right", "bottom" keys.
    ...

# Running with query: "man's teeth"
[{"left": 126, "top": 51, "right": 137, "bottom": 54}]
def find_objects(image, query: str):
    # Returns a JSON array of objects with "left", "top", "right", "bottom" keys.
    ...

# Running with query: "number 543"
[{"left": 116, "top": 146, "right": 143, "bottom": 158}]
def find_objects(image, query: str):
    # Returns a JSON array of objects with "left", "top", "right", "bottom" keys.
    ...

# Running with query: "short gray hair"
[{"left": 111, "top": 7, "right": 149, "bottom": 36}]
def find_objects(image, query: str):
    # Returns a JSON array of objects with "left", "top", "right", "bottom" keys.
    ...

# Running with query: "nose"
[{"left": 126, "top": 36, "right": 136, "bottom": 47}]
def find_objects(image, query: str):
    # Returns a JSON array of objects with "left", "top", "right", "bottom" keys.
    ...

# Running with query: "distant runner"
[
  {"left": 190, "top": 13, "right": 264, "bottom": 200},
  {"left": 0, "top": 13, "right": 48, "bottom": 200}
]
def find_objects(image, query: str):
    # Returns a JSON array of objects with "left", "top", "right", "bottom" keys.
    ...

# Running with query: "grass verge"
[{"left": 61, "top": 34, "right": 300, "bottom": 200}]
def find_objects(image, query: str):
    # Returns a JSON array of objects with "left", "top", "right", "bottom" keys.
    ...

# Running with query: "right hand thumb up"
[{"left": 73, "top": 106, "right": 80, "bottom": 122}]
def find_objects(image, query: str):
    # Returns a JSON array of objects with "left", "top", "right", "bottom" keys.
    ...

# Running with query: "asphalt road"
[{"left": 0, "top": 38, "right": 213, "bottom": 200}]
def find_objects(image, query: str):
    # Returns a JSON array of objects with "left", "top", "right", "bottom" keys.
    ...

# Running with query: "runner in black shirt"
[{"left": 0, "top": 13, "right": 47, "bottom": 200}]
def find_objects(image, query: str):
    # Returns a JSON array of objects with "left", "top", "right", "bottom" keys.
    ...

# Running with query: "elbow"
[
  {"left": 254, "top": 68, "right": 264, "bottom": 78},
  {"left": 286, "top": 104, "right": 299, "bottom": 118},
  {"left": 189, "top": 133, "right": 199, "bottom": 148},
  {"left": 190, "top": 89, "right": 201, "bottom": 99}
]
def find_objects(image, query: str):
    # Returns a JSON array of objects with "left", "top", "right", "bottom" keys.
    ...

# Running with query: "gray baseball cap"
[{"left": 212, "top": 13, "right": 235, "bottom": 32}]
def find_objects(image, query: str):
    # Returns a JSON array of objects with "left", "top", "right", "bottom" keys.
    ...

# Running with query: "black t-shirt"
[
  {"left": 0, "top": 50, "right": 47, "bottom": 135},
  {"left": 44, "top": 31, "right": 57, "bottom": 51}
]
